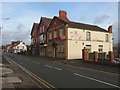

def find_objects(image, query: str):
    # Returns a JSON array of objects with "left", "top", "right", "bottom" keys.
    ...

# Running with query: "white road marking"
[
  {"left": 73, "top": 73, "right": 120, "bottom": 88},
  {"left": 45, "top": 65, "right": 62, "bottom": 71}
]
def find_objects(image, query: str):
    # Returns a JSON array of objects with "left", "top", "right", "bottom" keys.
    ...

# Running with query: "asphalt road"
[{"left": 2, "top": 52, "right": 119, "bottom": 88}]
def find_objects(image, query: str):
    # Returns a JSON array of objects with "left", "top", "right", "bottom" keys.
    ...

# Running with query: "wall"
[
  {"left": 67, "top": 28, "right": 113, "bottom": 59},
  {"left": 47, "top": 41, "right": 66, "bottom": 58},
  {"left": 14, "top": 42, "right": 27, "bottom": 51}
]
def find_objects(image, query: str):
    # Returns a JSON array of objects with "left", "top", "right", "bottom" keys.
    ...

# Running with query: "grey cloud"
[
  {"left": 93, "top": 15, "right": 109, "bottom": 24},
  {"left": 2, "top": 23, "right": 31, "bottom": 45}
]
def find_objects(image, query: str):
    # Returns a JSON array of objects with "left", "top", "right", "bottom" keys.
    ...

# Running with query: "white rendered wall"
[{"left": 67, "top": 28, "right": 113, "bottom": 59}]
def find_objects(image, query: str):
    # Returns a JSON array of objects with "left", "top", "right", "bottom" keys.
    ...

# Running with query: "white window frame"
[
  {"left": 86, "top": 32, "right": 91, "bottom": 41},
  {"left": 105, "top": 34, "right": 109, "bottom": 42},
  {"left": 98, "top": 45, "right": 103, "bottom": 53},
  {"left": 86, "top": 45, "right": 91, "bottom": 53}
]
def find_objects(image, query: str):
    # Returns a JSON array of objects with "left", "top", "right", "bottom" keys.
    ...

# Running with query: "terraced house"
[
  {"left": 31, "top": 10, "right": 113, "bottom": 60},
  {"left": 37, "top": 17, "right": 52, "bottom": 56},
  {"left": 31, "top": 23, "right": 39, "bottom": 55}
]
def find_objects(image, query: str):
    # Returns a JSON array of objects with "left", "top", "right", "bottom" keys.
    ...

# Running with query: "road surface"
[{"left": 2, "top": 52, "right": 119, "bottom": 88}]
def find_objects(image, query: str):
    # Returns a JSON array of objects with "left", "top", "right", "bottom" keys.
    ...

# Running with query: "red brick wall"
[{"left": 47, "top": 18, "right": 66, "bottom": 41}]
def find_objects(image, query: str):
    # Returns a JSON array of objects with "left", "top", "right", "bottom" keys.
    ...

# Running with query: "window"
[
  {"left": 22, "top": 46, "right": 24, "bottom": 49},
  {"left": 54, "top": 30, "right": 57, "bottom": 38},
  {"left": 86, "top": 32, "right": 91, "bottom": 41},
  {"left": 40, "top": 27, "right": 42, "bottom": 33},
  {"left": 60, "top": 28, "right": 65, "bottom": 36},
  {"left": 86, "top": 45, "right": 91, "bottom": 53},
  {"left": 43, "top": 35, "right": 45, "bottom": 40},
  {"left": 59, "top": 44, "right": 64, "bottom": 52},
  {"left": 43, "top": 26, "right": 44, "bottom": 32},
  {"left": 105, "top": 34, "right": 109, "bottom": 42},
  {"left": 17, "top": 46, "right": 19, "bottom": 49},
  {"left": 98, "top": 45, "right": 103, "bottom": 53},
  {"left": 49, "top": 32, "right": 52, "bottom": 39},
  {"left": 54, "top": 22, "right": 56, "bottom": 25}
]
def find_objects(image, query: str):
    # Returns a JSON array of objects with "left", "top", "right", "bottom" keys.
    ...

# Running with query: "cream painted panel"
[
  {"left": 68, "top": 40, "right": 83, "bottom": 59},
  {"left": 68, "top": 28, "right": 113, "bottom": 43},
  {"left": 68, "top": 40, "right": 112, "bottom": 59}
]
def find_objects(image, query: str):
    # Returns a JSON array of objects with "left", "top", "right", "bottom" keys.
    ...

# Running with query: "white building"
[
  {"left": 67, "top": 24, "right": 113, "bottom": 59},
  {"left": 12, "top": 41, "right": 27, "bottom": 53}
]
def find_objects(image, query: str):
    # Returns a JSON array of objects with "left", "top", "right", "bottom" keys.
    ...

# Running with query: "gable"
[
  {"left": 31, "top": 23, "right": 39, "bottom": 36},
  {"left": 38, "top": 17, "right": 52, "bottom": 34},
  {"left": 48, "top": 17, "right": 66, "bottom": 31}
]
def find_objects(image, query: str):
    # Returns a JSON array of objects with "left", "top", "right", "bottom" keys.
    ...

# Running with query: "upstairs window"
[
  {"left": 54, "top": 30, "right": 57, "bottom": 38},
  {"left": 40, "top": 27, "right": 42, "bottom": 33},
  {"left": 105, "top": 34, "right": 109, "bottom": 42},
  {"left": 86, "top": 32, "right": 91, "bottom": 41},
  {"left": 43, "top": 26, "right": 45, "bottom": 32},
  {"left": 49, "top": 32, "right": 52, "bottom": 40},
  {"left": 60, "top": 28, "right": 65, "bottom": 36}
]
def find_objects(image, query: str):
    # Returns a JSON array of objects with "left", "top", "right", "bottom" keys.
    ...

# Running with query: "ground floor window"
[
  {"left": 86, "top": 45, "right": 91, "bottom": 53},
  {"left": 58, "top": 43, "right": 65, "bottom": 53},
  {"left": 48, "top": 46, "right": 53, "bottom": 53},
  {"left": 98, "top": 45, "right": 103, "bottom": 53}
]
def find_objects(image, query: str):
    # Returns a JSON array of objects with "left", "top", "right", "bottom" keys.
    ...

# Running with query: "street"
[{"left": 2, "top": 52, "right": 119, "bottom": 88}]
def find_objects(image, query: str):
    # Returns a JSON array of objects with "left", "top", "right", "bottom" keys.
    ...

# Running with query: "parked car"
[
  {"left": 99, "top": 58, "right": 110, "bottom": 63},
  {"left": 113, "top": 58, "right": 120, "bottom": 64}
]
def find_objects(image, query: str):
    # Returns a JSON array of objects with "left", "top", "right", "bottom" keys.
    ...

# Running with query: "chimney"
[
  {"left": 108, "top": 26, "right": 112, "bottom": 33},
  {"left": 59, "top": 10, "right": 69, "bottom": 21}
]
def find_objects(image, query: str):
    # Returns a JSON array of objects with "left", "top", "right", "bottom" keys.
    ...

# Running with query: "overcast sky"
[{"left": 1, "top": 2, "right": 118, "bottom": 45}]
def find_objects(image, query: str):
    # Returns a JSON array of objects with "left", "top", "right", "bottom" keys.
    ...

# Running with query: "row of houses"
[
  {"left": 31, "top": 10, "right": 113, "bottom": 60},
  {"left": 2, "top": 41, "right": 28, "bottom": 54}
]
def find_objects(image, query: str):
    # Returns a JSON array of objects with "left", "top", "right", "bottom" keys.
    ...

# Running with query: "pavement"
[
  {"left": 1, "top": 54, "right": 39, "bottom": 89},
  {"left": 2, "top": 52, "right": 120, "bottom": 88}
]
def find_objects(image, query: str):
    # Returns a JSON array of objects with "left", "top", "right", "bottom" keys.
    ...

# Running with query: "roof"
[
  {"left": 11, "top": 41, "right": 25, "bottom": 47},
  {"left": 54, "top": 16, "right": 108, "bottom": 32},
  {"left": 42, "top": 17, "right": 52, "bottom": 27},
  {"left": 67, "top": 21, "right": 108, "bottom": 32},
  {"left": 31, "top": 23, "right": 39, "bottom": 35}
]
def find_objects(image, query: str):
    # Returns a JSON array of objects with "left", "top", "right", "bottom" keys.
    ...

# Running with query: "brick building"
[
  {"left": 30, "top": 23, "right": 39, "bottom": 55},
  {"left": 30, "top": 10, "right": 113, "bottom": 60},
  {"left": 46, "top": 10, "right": 113, "bottom": 59},
  {"left": 37, "top": 17, "right": 52, "bottom": 56}
]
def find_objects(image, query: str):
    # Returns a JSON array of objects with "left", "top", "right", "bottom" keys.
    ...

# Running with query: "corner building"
[{"left": 46, "top": 10, "right": 113, "bottom": 60}]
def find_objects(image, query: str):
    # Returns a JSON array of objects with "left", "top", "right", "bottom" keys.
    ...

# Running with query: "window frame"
[
  {"left": 105, "top": 34, "right": 109, "bottom": 42},
  {"left": 86, "top": 32, "right": 91, "bottom": 41},
  {"left": 60, "top": 28, "right": 65, "bottom": 37}
]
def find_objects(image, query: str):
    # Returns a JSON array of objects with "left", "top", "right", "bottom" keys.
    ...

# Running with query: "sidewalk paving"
[{"left": 1, "top": 55, "right": 39, "bottom": 89}]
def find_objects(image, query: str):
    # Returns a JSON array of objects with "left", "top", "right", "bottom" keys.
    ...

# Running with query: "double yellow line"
[
  {"left": 22, "top": 66, "right": 56, "bottom": 89},
  {"left": 5, "top": 56, "right": 57, "bottom": 90}
]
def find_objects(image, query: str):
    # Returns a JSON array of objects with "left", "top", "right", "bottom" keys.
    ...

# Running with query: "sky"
[{"left": 1, "top": 2, "right": 118, "bottom": 45}]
